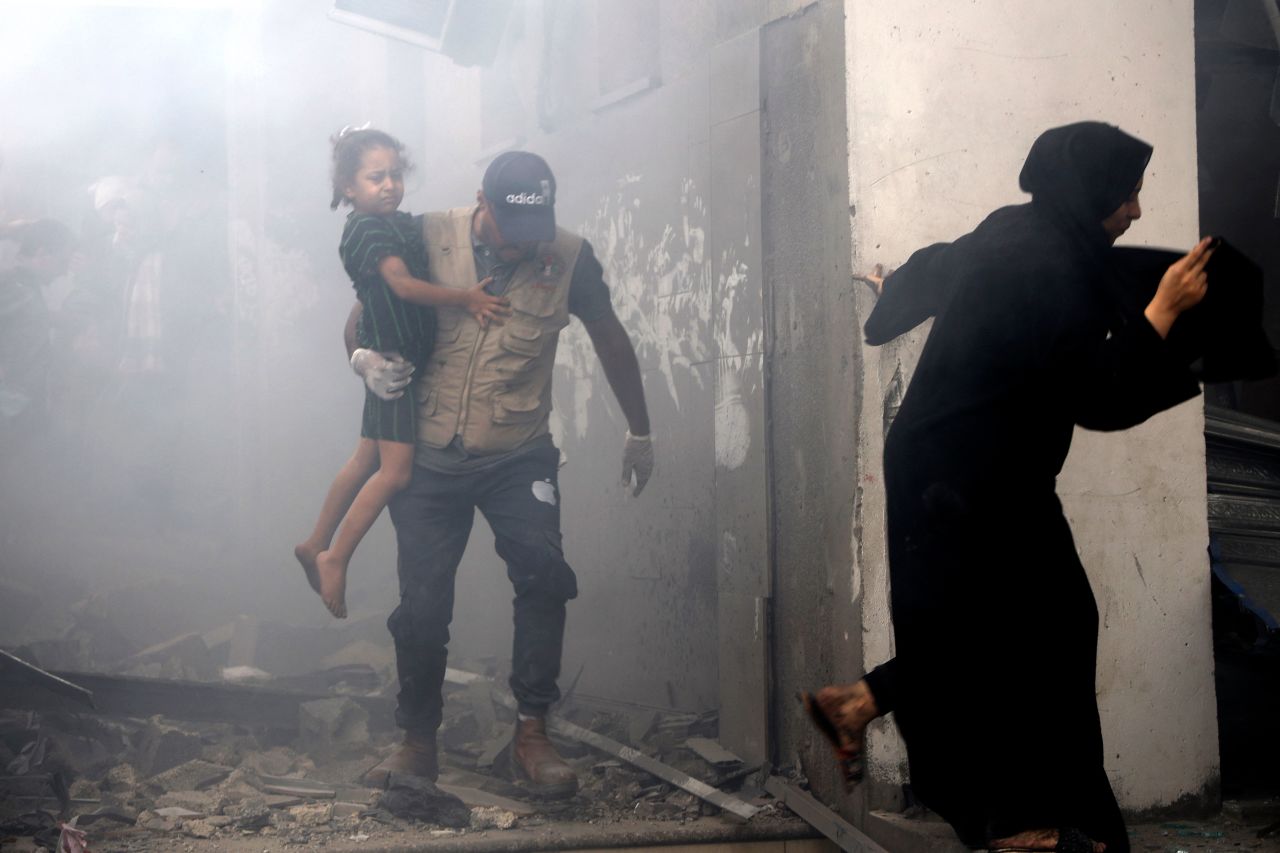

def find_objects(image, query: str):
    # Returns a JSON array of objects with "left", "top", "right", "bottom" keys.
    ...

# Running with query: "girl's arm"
[{"left": 378, "top": 256, "right": 510, "bottom": 325}]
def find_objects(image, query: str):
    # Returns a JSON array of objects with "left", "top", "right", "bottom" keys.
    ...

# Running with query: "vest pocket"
[
  {"left": 500, "top": 323, "right": 545, "bottom": 357},
  {"left": 493, "top": 395, "right": 542, "bottom": 424}
]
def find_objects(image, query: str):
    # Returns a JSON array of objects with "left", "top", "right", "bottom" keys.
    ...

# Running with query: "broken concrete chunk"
[
  {"left": 212, "top": 766, "right": 262, "bottom": 802},
  {"left": 438, "top": 711, "right": 480, "bottom": 752},
  {"left": 134, "top": 721, "right": 202, "bottom": 776},
  {"left": 332, "top": 801, "right": 367, "bottom": 819},
  {"left": 68, "top": 778, "right": 100, "bottom": 800},
  {"left": 289, "top": 802, "right": 334, "bottom": 826},
  {"left": 262, "top": 794, "right": 305, "bottom": 808},
  {"left": 103, "top": 762, "right": 139, "bottom": 791},
  {"left": 266, "top": 782, "right": 335, "bottom": 799},
  {"left": 474, "top": 734, "right": 509, "bottom": 773},
  {"left": 256, "top": 772, "right": 338, "bottom": 800},
  {"left": 184, "top": 818, "right": 218, "bottom": 838},
  {"left": 237, "top": 745, "right": 302, "bottom": 777},
  {"left": 321, "top": 639, "right": 395, "bottom": 673},
  {"left": 469, "top": 805, "right": 518, "bottom": 830},
  {"left": 436, "top": 782, "right": 536, "bottom": 816},
  {"left": 149, "top": 758, "right": 233, "bottom": 793},
  {"left": 137, "top": 809, "right": 186, "bottom": 833},
  {"left": 686, "top": 736, "right": 744, "bottom": 768},
  {"left": 465, "top": 680, "right": 497, "bottom": 740},
  {"left": 220, "top": 665, "right": 272, "bottom": 684},
  {"left": 156, "top": 789, "right": 227, "bottom": 814},
  {"left": 225, "top": 798, "right": 272, "bottom": 830},
  {"left": 154, "top": 806, "right": 203, "bottom": 819},
  {"left": 298, "top": 698, "right": 369, "bottom": 757},
  {"left": 120, "top": 633, "right": 218, "bottom": 682}
]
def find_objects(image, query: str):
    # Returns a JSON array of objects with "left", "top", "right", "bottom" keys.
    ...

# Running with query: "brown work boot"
[
  {"left": 360, "top": 730, "right": 438, "bottom": 788},
  {"left": 511, "top": 716, "right": 577, "bottom": 799}
]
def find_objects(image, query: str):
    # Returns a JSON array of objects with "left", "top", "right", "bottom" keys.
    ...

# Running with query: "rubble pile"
[{"left": 0, "top": 623, "right": 788, "bottom": 851}]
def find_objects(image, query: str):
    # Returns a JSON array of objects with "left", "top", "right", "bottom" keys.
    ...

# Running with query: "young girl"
[{"left": 295, "top": 128, "right": 508, "bottom": 618}]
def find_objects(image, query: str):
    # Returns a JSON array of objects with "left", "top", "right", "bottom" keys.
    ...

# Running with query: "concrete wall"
[
  {"left": 760, "top": 0, "right": 864, "bottom": 799},
  {"left": 845, "top": 0, "right": 1219, "bottom": 813}
]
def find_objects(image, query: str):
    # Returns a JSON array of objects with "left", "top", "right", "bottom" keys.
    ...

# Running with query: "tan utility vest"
[{"left": 416, "top": 206, "right": 582, "bottom": 454}]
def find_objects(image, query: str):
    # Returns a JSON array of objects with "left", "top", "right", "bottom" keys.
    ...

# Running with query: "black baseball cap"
[{"left": 482, "top": 151, "right": 557, "bottom": 243}]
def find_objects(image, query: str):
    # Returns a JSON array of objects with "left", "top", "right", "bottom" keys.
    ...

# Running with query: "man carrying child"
[{"left": 349, "top": 152, "right": 654, "bottom": 798}]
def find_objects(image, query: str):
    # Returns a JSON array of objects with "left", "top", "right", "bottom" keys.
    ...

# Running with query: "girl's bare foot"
[
  {"left": 314, "top": 550, "right": 348, "bottom": 619},
  {"left": 294, "top": 543, "right": 323, "bottom": 594}
]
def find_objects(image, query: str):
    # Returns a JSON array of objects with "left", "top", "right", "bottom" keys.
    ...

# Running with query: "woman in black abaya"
[{"left": 810, "top": 123, "right": 1214, "bottom": 853}]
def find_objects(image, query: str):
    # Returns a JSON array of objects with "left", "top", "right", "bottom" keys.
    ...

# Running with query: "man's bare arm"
[{"left": 583, "top": 309, "right": 650, "bottom": 436}]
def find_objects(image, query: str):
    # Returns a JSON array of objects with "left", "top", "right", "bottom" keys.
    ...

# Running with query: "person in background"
[{"left": 0, "top": 218, "right": 76, "bottom": 439}]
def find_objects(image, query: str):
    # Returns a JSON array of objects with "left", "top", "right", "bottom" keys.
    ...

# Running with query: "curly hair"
[{"left": 329, "top": 127, "right": 413, "bottom": 211}]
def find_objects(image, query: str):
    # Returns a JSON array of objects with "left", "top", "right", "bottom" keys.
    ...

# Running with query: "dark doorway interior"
[{"left": 1195, "top": 0, "right": 1280, "bottom": 800}]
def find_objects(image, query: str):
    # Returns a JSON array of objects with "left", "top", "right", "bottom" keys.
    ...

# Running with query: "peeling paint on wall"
[
  {"left": 555, "top": 173, "right": 761, "bottom": 474},
  {"left": 555, "top": 174, "right": 711, "bottom": 440}
]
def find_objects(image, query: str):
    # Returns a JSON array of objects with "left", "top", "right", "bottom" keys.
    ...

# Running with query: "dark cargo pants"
[{"left": 386, "top": 443, "right": 578, "bottom": 734}]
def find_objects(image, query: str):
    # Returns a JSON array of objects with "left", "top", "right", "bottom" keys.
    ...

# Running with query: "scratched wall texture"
[{"left": 846, "top": 0, "right": 1218, "bottom": 813}]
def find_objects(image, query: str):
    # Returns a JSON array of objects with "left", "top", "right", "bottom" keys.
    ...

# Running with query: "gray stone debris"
[
  {"left": 102, "top": 762, "right": 139, "bottom": 791},
  {"left": 153, "top": 806, "right": 203, "bottom": 819},
  {"left": 289, "top": 801, "right": 334, "bottom": 826},
  {"left": 149, "top": 758, "right": 233, "bottom": 793},
  {"left": 155, "top": 789, "right": 227, "bottom": 814},
  {"left": 470, "top": 805, "right": 518, "bottom": 830},
  {"left": 298, "top": 697, "right": 369, "bottom": 757},
  {"left": 135, "top": 720, "right": 203, "bottom": 776}
]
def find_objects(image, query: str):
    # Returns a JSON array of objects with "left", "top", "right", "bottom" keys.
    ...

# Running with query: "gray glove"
[
  {"left": 621, "top": 431, "right": 654, "bottom": 497},
  {"left": 350, "top": 348, "right": 414, "bottom": 401}
]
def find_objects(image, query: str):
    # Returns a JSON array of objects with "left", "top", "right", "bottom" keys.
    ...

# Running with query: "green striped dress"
[{"left": 340, "top": 211, "right": 437, "bottom": 443}]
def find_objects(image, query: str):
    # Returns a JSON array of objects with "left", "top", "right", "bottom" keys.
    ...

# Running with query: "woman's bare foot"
[
  {"left": 314, "top": 550, "right": 348, "bottom": 619},
  {"left": 293, "top": 543, "right": 322, "bottom": 594},
  {"left": 989, "top": 828, "right": 1105, "bottom": 853},
  {"left": 814, "top": 679, "right": 880, "bottom": 757}
]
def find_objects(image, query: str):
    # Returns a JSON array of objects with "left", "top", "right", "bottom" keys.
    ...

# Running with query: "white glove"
[
  {"left": 621, "top": 431, "right": 654, "bottom": 497},
  {"left": 350, "top": 348, "right": 414, "bottom": 401}
]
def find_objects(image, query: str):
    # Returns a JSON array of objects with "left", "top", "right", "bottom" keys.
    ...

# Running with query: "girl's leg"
[
  {"left": 295, "top": 439, "right": 381, "bottom": 592},
  {"left": 316, "top": 440, "right": 416, "bottom": 618}
]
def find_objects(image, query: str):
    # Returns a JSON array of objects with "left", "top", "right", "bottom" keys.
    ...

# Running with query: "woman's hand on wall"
[{"left": 852, "top": 263, "right": 890, "bottom": 297}]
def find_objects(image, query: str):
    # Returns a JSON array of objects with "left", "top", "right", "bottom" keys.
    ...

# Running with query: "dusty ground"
[{"left": 1126, "top": 812, "right": 1280, "bottom": 853}]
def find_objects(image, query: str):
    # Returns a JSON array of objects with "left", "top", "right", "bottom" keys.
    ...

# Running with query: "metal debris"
[
  {"left": 764, "top": 776, "right": 887, "bottom": 853},
  {"left": 445, "top": 667, "right": 761, "bottom": 821},
  {"left": 0, "top": 650, "right": 94, "bottom": 709}
]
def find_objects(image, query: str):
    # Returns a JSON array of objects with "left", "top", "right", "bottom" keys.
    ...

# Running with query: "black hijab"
[
  {"left": 1019, "top": 121, "right": 1152, "bottom": 254},
  {"left": 865, "top": 122, "right": 1155, "bottom": 345}
]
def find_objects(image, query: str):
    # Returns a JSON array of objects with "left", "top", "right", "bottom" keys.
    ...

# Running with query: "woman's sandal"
[
  {"left": 989, "top": 826, "right": 1099, "bottom": 853},
  {"left": 799, "top": 691, "right": 860, "bottom": 784}
]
